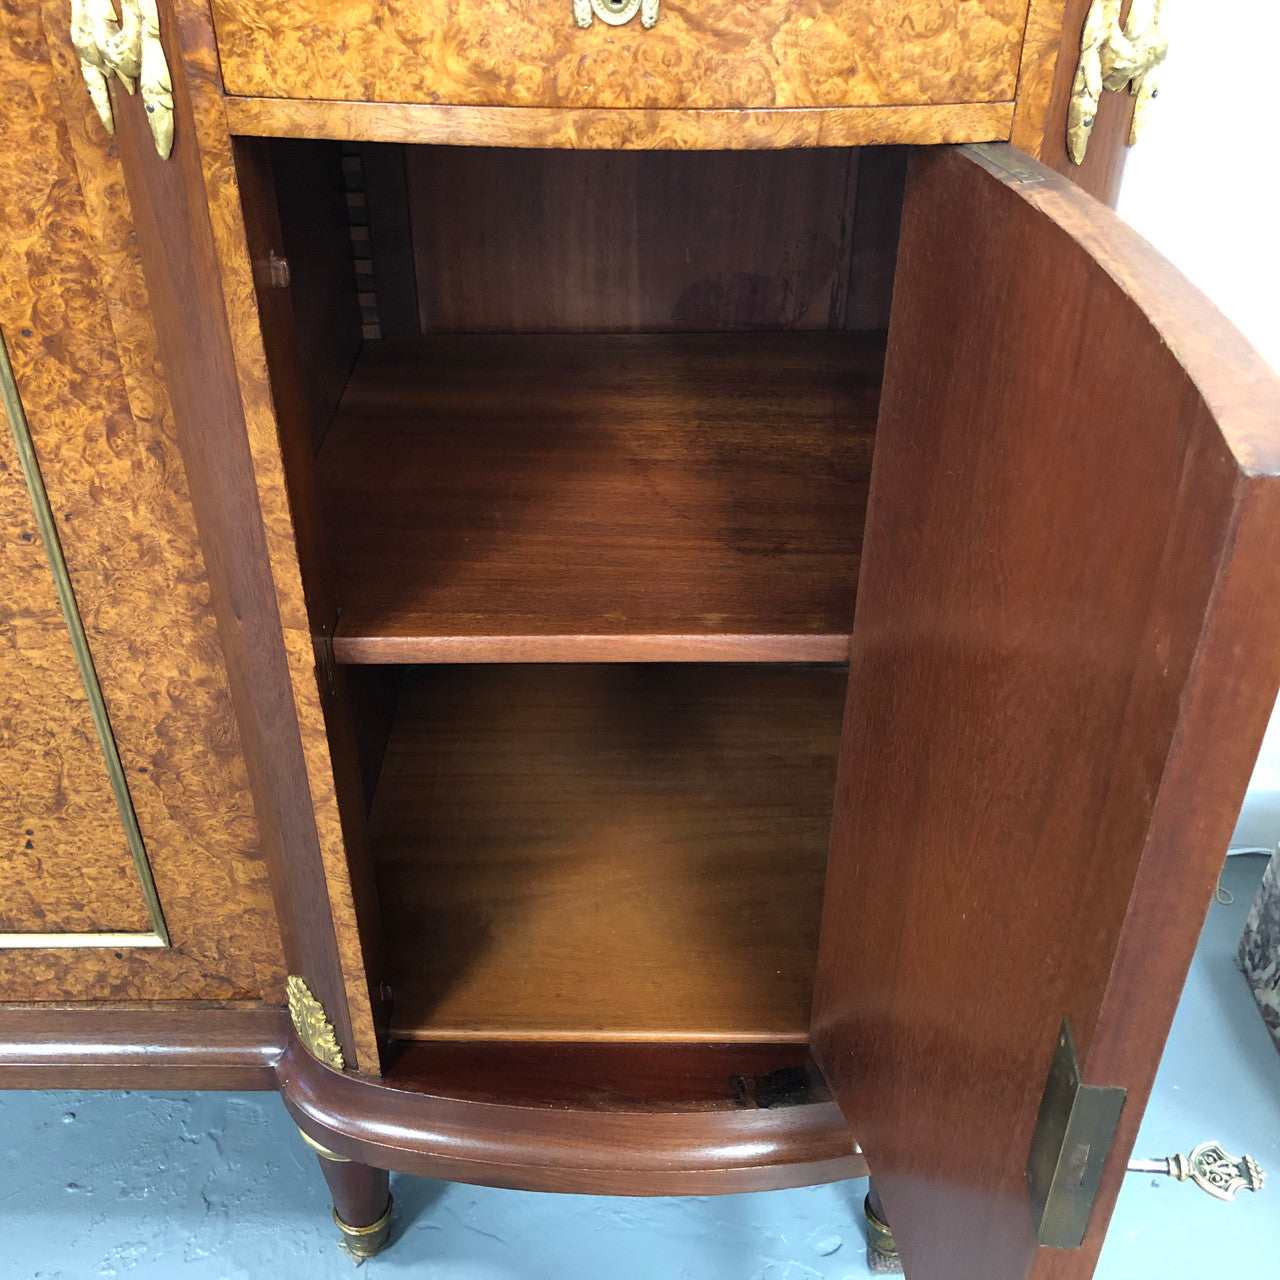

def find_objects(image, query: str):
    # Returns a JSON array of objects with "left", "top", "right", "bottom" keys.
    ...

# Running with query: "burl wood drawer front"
[{"left": 210, "top": 0, "right": 1031, "bottom": 110}]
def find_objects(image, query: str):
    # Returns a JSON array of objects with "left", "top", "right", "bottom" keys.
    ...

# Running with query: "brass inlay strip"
[
  {"left": 0, "top": 327, "right": 169, "bottom": 947},
  {"left": 0, "top": 932, "right": 166, "bottom": 949}
]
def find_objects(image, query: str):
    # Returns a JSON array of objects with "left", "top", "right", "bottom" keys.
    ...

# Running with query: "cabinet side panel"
[{"left": 91, "top": 0, "right": 381, "bottom": 1066}]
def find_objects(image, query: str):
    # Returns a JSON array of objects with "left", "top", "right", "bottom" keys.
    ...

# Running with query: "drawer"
[{"left": 210, "top": 0, "right": 1032, "bottom": 111}]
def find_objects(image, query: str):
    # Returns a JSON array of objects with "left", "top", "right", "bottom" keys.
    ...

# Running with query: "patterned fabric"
[{"left": 1237, "top": 851, "right": 1280, "bottom": 1050}]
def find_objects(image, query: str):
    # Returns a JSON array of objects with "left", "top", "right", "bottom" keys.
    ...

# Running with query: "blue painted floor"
[{"left": 3, "top": 854, "right": 1277, "bottom": 1279}]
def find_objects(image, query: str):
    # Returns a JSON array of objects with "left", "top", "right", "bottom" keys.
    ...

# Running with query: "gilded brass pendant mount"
[
  {"left": 1068, "top": 0, "right": 1168, "bottom": 164},
  {"left": 286, "top": 974, "right": 346, "bottom": 1070},
  {"left": 69, "top": 0, "right": 174, "bottom": 158}
]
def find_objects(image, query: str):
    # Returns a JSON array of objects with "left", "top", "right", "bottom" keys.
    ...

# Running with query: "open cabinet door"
[{"left": 810, "top": 143, "right": 1280, "bottom": 1280}]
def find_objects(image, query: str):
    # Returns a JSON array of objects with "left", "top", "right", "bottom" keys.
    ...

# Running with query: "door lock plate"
[{"left": 1027, "top": 1020, "right": 1126, "bottom": 1249}]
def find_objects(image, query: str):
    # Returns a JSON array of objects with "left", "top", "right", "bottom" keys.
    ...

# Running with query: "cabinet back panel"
[{"left": 404, "top": 147, "right": 902, "bottom": 334}]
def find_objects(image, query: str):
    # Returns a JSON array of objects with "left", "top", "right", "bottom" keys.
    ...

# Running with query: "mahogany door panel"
[{"left": 811, "top": 143, "right": 1280, "bottom": 1280}]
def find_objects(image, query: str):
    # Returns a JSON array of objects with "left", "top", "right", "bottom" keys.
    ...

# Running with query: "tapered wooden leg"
[
  {"left": 299, "top": 1128, "right": 393, "bottom": 1260},
  {"left": 864, "top": 1181, "right": 903, "bottom": 1274}
]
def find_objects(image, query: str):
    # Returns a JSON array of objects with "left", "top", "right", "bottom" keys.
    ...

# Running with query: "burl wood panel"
[
  {"left": 811, "top": 144, "right": 1280, "bottom": 1280},
  {"left": 0, "top": 394, "right": 148, "bottom": 934},
  {"left": 407, "top": 148, "right": 859, "bottom": 333},
  {"left": 0, "top": 0, "right": 286, "bottom": 999},
  {"left": 210, "top": 0, "right": 1029, "bottom": 110},
  {"left": 224, "top": 95, "right": 1015, "bottom": 151},
  {"left": 373, "top": 664, "right": 845, "bottom": 1040},
  {"left": 320, "top": 335, "right": 878, "bottom": 664}
]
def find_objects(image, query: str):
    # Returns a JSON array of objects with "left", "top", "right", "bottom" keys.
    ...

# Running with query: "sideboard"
[{"left": 3, "top": 2, "right": 1277, "bottom": 1277}]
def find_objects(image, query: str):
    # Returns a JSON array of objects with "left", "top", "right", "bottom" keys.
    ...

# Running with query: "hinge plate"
[
  {"left": 315, "top": 628, "right": 338, "bottom": 700},
  {"left": 1027, "top": 1020, "right": 1126, "bottom": 1249}
]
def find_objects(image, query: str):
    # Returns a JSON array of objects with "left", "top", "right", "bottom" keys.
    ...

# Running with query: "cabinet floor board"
[
  {"left": 318, "top": 333, "right": 880, "bottom": 663},
  {"left": 372, "top": 664, "right": 846, "bottom": 1041}
]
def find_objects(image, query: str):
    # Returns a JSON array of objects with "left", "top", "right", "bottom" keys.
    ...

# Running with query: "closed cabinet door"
[
  {"left": 811, "top": 144, "right": 1280, "bottom": 1279},
  {"left": 0, "top": 1, "right": 284, "bottom": 1003}
]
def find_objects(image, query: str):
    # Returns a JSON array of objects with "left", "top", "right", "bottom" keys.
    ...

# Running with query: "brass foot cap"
[
  {"left": 864, "top": 1193, "right": 903, "bottom": 1274},
  {"left": 335, "top": 1195, "right": 392, "bottom": 1263}
]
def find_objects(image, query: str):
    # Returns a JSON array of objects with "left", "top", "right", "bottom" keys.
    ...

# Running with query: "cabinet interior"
[{"left": 234, "top": 136, "right": 906, "bottom": 1047}]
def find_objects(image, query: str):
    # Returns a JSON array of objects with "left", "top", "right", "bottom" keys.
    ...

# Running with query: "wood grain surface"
[
  {"left": 370, "top": 664, "right": 845, "bottom": 1040},
  {"left": 171, "top": 0, "right": 384, "bottom": 1068},
  {"left": 407, "top": 147, "right": 861, "bottom": 333},
  {"left": 230, "top": 133, "right": 391, "bottom": 1045},
  {"left": 0, "top": 1005, "right": 286, "bottom": 1089},
  {"left": 91, "top": 0, "right": 368, "bottom": 1055},
  {"left": 1012, "top": 0, "right": 1134, "bottom": 204},
  {"left": 281, "top": 1036, "right": 866, "bottom": 1194},
  {"left": 0, "top": 0, "right": 286, "bottom": 999},
  {"left": 100, "top": 0, "right": 384, "bottom": 1068},
  {"left": 223, "top": 95, "right": 1015, "bottom": 151},
  {"left": 210, "top": 0, "right": 1028, "bottom": 110},
  {"left": 0, "top": 383, "right": 149, "bottom": 933},
  {"left": 379, "top": 1040, "right": 836, "bottom": 1110},
  {"left": 316, "top": 1156, "right": 390, "bottom": 1230},
  {"left": 810, "top": 144, "right": 1280, "bottom": 1280},
  {"left": 1008, "top": 0, "right": 1073, "bottom": 159},
  {"left": 321, "top": 335, "right": 877, "bottom": 664}
]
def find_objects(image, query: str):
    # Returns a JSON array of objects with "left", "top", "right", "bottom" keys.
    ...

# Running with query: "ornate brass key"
[{"left": 1128, "top": 1142, "right": 1265, "bottom": 1202}]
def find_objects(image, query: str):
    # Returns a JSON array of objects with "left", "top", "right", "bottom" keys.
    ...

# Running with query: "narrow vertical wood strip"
[
  {"left": 102, "top": 0, "right": 376, "bottom": 1066},
  {"left": 163, "top": 0, "right": 380, "bottom": 1067}
]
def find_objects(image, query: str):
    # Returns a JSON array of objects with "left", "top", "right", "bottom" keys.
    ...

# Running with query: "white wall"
[{"left": 1113, "top": 0, "right": 1280, "bottom": 850}]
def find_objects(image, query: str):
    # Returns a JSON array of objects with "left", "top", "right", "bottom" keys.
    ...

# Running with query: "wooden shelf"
[
  {"left": 371, "top": 664, "right": 846, "bottom": 1041},
  {"left": 318, "top": 333, "right": 880, "bottom": 663}
]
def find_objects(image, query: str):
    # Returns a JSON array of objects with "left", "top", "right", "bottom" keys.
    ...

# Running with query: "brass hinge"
[
  {"left": 1026, "top": 1020, "right": 1126, "bottom": 1249},
  {"left": 315, "top": 630, "right": 338, "bottom": 700},
  {"left": 314, "top": 610, "right": 342, "bottom": 700},
  {"left": 1068, "top": 0, "right": 1168, "bottom": 164},
  {"left": 286, "top": 974, "right": 346, "bottom": 1071},
  {"left": 69, "top": 0, "right": 174, "bottom": 159}
]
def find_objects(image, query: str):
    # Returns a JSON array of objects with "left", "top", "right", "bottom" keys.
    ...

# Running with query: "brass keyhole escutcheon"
[{"left": 573, "top": 0, "right": 659, "bottom": 29}]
